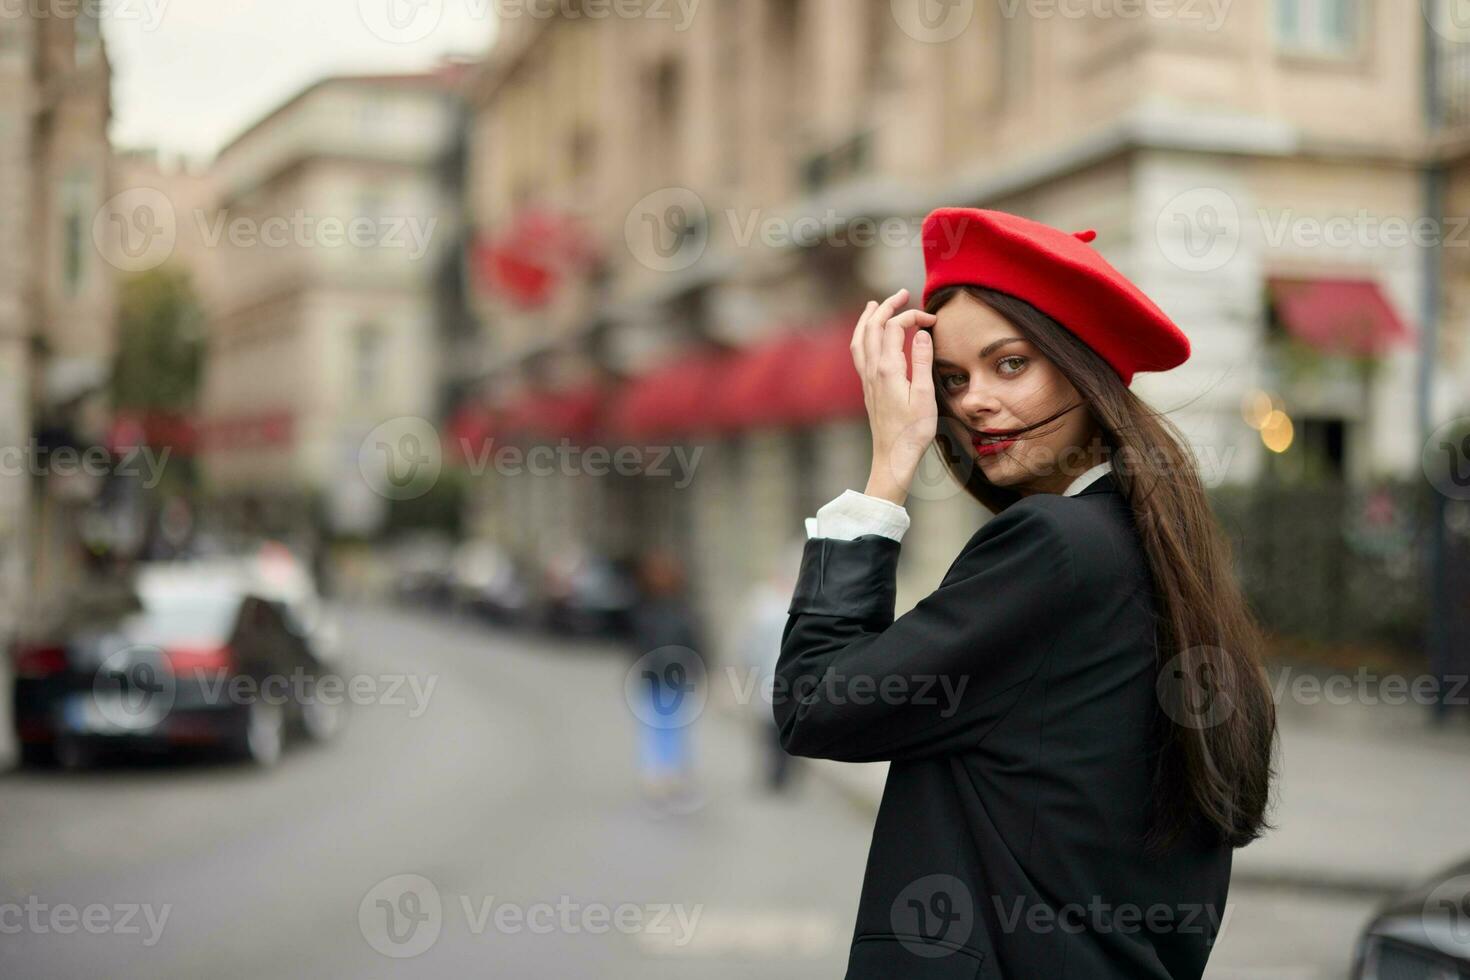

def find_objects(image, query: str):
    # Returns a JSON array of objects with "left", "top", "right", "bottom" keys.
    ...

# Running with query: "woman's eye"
[
  {"left": 997, "top": 356, "right": 1027, "bottom": 376},
  {"left": 941, "top": 374, "right": 966, "bottom": 390}
]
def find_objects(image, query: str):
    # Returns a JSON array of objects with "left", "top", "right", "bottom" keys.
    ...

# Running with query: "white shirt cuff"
[{"left": 804, "top": 488, "right": 911, "bottom": 543}]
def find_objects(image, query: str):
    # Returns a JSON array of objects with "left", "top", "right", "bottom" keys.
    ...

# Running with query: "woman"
[{"left": 773, "top": 208, "right": 1278, "bottom": 979}]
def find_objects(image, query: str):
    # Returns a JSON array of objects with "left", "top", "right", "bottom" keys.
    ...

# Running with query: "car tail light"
[
  {"left": 165, "top": 645, "right": 234, "bottom": 674},
  {"left": 12, "top": 644, "right": 67, "bottom": 678}
]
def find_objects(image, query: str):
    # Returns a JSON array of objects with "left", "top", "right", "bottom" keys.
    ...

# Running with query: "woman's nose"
[{"left": 957, "top": 379, "right": 1003, "bottom": 419}]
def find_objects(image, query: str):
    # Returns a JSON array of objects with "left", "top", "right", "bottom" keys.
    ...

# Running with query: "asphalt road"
[{"left": 0, "top": 603, "right": 1379, "bottom": 979}]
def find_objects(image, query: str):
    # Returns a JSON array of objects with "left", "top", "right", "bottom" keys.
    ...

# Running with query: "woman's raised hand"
[{"left": 850, "top": 288, "right": 938, "bottom": 507}]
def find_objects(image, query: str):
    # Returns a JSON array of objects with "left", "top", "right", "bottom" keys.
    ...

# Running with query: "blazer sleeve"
[{"left": 773, "top": 499, "right": 1081, "bottom": 763}]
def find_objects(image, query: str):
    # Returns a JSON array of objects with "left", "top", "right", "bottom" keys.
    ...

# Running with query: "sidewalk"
[{"left": 728, "top": 664, "right": 1470, "bottom": 898}]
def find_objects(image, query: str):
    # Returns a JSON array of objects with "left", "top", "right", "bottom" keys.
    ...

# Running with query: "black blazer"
[{"left": 774, "top": 471, "right": 1232, "bottom": 979}]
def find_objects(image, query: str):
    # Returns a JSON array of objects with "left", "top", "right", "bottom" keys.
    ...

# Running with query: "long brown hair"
[{"left": 924, "top": 284, "right": 1277, "bottom": 852}]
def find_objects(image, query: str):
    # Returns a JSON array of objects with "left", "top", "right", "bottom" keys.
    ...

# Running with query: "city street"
[{"left": 0, "top": 604, "right": 1394, "bottom": 978}]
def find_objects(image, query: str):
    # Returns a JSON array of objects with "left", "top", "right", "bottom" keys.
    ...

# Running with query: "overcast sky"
[{"left": 103, "top": 0, "right": 497, "bottom": 164}]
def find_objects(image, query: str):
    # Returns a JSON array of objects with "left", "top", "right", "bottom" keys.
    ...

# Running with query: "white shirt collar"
[{"left": 1063, "top": 460, "right": 1113, "bottom": 497}]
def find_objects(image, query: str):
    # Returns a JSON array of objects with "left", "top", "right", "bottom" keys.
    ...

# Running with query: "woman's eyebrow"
[{"left": 934, "top": 337, "right": 1026, "bottom": 367}]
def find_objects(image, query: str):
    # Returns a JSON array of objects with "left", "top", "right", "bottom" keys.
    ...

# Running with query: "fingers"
[
  {"left": 908, "top": 322, "right": 935, "bottom": 400},
  {"left": 851, "top": 289, "right": 934, "bottom": 380},
  {"left": 850, "top": 300, "right": 877, "bottom": 373},
  {"left": 865, "top": 288, "right": 908, "bottom": 368}
]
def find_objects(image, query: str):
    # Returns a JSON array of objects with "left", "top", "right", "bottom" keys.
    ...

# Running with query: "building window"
[
  {"left": 646, "top": 56, "right": 683, "bottom": 181},
  {"left": 999, "top": 7, "right": 1031, "bottom": 106},
  {"left": 1275, "top": 0, "right": 1360, "bottom": 56},
  {"left": 61, "top": 171, "right": 93, "bottom": 296},
  {"left": 354, "top": 323, "right": 386, "bottom": 399},
  {"left": 356, "top": 188, "right": 386, "bottom": 259},
  {"left": 75, "top": 11, "right": 101, "bottom": 66}
]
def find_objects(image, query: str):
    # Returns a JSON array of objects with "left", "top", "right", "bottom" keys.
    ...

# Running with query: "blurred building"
[
  {"left": 112, "top": 149, "right": 222, "bottom": 300},
  {"left": 197, "top": 68, "right": 469, "bottom": 538},
  {"left": 459, "top": 2, "right": 1469, "bottom": 653},
  {"left": 0, "top": 8, "right": 115, "bottom": 621}
]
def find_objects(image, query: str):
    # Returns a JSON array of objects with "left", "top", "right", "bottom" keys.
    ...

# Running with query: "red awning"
[
  {"left": 609, "top": 317, "right": 872, "bottom": 439},
  {"left": 443, "top": 401, "right": 502, "bottom": 463},
  {"left": 607, "top": 349, "right": 735, "bottom": 439},
  {"left": 106, "top": 411, "right": 199, "bottom": 456},
  {"left": 708, "top": 329, "right": 811, "bottom": 431},
  {"left": 787, "top": 317, "right": 867, "bottom": 425},
  {"left": 498, "top": 381, "right": 606, "bottom": 443},
  {"left": 1267, "top": 277, "right": 1414, "bottom": 357}
]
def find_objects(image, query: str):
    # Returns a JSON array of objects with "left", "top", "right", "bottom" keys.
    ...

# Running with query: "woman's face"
[{"left": 930, "top": 291, "right": 1101, "bottom": 495}]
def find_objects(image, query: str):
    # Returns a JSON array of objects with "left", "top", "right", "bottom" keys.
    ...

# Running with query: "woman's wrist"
[{"left": 864, "top": 465, "right": 909, "bottom": 507}]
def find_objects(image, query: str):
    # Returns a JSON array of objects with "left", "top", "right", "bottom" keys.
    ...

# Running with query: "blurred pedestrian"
[
  {"left": 735, "top": 538, "right": 804, "bottom": 793},
  {"left": 625, "top": 548, "right": 706, "bottom": 815}
]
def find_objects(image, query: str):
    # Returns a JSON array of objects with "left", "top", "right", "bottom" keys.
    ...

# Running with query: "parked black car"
[
  {"left": 1352, "top": 857, "right": 1470, "bottom": 978},
  {"left": 11, "top": 549, "right": 344, "bottom": 769}
]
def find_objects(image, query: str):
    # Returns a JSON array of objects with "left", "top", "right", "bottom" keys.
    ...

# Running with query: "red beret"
[{"left": 921, "top": 207, "right": 1191, "bottom": 385}]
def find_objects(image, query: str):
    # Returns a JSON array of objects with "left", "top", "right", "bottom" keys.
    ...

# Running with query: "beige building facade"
[
  {"left": 462, "top": 1, "right": 1470, "bottom": 650},
  {"left": 0, "top": 7, "right": 115, "bottom": 617},
  {"left": 197, "top": 71, "right": 467, "bottom": 536}
]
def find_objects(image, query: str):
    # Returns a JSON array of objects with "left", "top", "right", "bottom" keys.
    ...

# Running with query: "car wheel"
[
  {"left": 17, "top": 742, "right": 58, "bottom": 769},
  {"left": 55, "top": 738, "right": 93, "bottom": 771},
  {"left": 300, "top": 687, "right": 345, "bottom": 743},
  {"left": 239, "top": 701, "right": 285, "bottom": 767}
]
